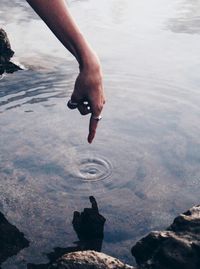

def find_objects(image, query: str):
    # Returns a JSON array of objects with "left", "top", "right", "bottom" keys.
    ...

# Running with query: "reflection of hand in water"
[
  {"left": 28, "top": 196, "right": 106, "bottom": 268},
  {"left": 73, "top": 196, "right": 106, "bottom": 243}
]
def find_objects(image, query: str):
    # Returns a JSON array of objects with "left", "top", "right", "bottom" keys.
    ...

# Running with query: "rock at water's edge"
[
  {"left": 50, "top": 250, "right": 135, "bottom": 269},
  {"left": 0, "top": 28, "right": 22, "bottom": 74},
  {"left": 35, "top": 205, "right": 200, "bottom": 269},
  {"left": 0, "top": 28, "right": 14, "bottom": 62},
  {"left": 132, "top": 205, "right": 200, "bottom": 269},
  {"left": 0, "top": 211, "right": 29, "bottom": 265}
]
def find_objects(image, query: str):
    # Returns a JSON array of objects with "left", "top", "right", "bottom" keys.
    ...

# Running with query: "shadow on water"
[
  {"left": 27, "top": 196, "right": 106, "bottom": 269},
  {"left": 0, "top": 211, "right": 29, "bottom": 267}
]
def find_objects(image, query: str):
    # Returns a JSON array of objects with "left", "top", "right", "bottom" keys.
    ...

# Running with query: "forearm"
[
  {"left": 26, "top": 0, "right": 105, "bottom": 143},
  {"left": 26, "top": 0, "right": 97, "bottom": 69}
]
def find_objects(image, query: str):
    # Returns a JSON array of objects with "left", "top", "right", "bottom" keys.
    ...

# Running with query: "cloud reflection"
[{"left": 168, "top": 0, "right": 200, "bottom": 34}]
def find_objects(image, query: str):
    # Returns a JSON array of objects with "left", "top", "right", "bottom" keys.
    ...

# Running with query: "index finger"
[
  {"left": 87, "top": 115, "right": 99, "bottom": 144},
  {"left": 87, "top": 105, "right": 103, "bottom": 144},
  {"left": 89, "top": 196, "right": 99, "bottom": 212}
]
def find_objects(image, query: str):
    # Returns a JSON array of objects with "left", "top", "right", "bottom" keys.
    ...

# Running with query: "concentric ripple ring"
[{"left": 74, "top": 156, "right": 112, "bottom": 182}]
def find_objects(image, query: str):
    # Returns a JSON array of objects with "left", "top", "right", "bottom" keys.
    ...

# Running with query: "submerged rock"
[
  {"left": 0, "top": 28, "right": 22, "bottom": 75},
  {"left": 131, "top": 205, "right": 200, "bottom": 269},
  {"left": 50, "top": 250, "right": 135, "bottom": 269}
]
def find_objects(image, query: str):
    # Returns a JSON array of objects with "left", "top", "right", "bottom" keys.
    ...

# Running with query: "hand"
[
  {"left": 72, "top": 196, "right": 106, "bottom": 240},
  {"left": 26, "top": 0, "right": 105, "bottom": 143},
  {"left": 68, "top": 55, "right": 105, "bottom": 143}
]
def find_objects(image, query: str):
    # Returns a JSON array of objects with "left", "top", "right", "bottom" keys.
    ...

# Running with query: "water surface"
[{"left": 1, "top": 0, "right": 200, "bottom": 268}]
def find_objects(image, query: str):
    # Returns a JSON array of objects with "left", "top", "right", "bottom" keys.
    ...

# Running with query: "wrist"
[
  {"left": 79, "top": 48, "right": 101, "bottom": 74},
  {"left": 73, "top": 33, "right": 101, "bottom": 72}
]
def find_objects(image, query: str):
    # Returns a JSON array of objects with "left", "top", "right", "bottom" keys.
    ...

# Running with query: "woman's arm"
[{"left": 26, "top": 0, "right": 105, "bottom": 143}]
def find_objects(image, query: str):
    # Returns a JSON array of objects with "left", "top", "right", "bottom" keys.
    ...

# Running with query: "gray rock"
[
  {"left": 50, "top": 250, "right": 135, "bottom": 269},
  {"left": 131, "top": 205, "right": 200, "bottom": 269}
]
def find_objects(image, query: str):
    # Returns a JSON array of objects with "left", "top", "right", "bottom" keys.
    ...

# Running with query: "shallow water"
[{"left": 1, "top": 0, "right": 200, "bottom": 267}]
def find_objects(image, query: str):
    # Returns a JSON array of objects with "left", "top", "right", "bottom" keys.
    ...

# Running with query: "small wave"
[{"left": 72, "top": 156, "right": 112, "bottom": 182}]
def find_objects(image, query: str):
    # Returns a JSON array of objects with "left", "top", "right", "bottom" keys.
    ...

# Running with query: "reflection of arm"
[{"left": 26, "top": 0, "right": 97, "bottom": 69}]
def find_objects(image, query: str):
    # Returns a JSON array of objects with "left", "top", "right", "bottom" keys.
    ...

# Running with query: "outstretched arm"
[{"left": 26, "top": 0, "right": 105, "bottom": 143}]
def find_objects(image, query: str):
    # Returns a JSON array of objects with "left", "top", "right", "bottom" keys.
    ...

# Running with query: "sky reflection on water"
[
  {"left": 167, "top": 0, "right": 200, "bottom": 34},
  {"left": 1, "top": 0, "right": 200, "bottom": 268}
]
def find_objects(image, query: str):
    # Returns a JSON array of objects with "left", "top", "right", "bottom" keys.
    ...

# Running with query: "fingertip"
[
  {"left": 87, "top": 134, "right": 93, "bottom": 144},
  {"left": 88, "top": 139, "right": 92, "bottom": 144}
]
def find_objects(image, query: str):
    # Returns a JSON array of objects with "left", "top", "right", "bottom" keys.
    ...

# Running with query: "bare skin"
[{"left": 26, "top": 0, "right": 105, "bottom": 143}]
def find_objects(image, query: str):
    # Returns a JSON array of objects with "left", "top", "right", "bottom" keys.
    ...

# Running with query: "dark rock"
[
  {"left": 0, "top": 28, "right": 14, "bottom": 62},
  {"left": 0, "top": 211, "right": 29, "bottom": 265},
  {"left": 131, "top": 205, "right": 200, "bottom": 269},
  {"left": 27, "top": 264, "right": 48, "bottom": 269},
  {"left": 0, "top": 28, "right": 22, "bottom": 75}
]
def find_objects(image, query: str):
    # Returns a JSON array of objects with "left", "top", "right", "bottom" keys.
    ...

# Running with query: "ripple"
[
  {"left": 0, "top": 67, "right": 75, "bottom": 113},
  {"left": 72, "top": 156, "right": 112, "bottom": 182}
]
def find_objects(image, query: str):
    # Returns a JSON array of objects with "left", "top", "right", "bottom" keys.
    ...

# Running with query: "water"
[{"left": 1, "top": 0, "right": 200, "bottom": 267}]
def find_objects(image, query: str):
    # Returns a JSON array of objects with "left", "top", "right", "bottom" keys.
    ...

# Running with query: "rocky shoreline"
[
  {"left": 0, "top": 196, "right": 199, "bottom": 268},
  {"left": 50, "top": 205, "right": 200, "bottom": 269}
]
